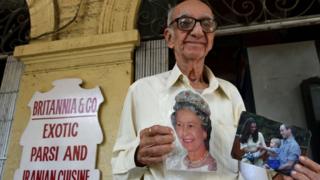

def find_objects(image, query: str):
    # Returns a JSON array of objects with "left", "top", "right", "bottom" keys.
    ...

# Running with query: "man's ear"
[{"left": 164, "top": 28, "right": 174, "bottom": 49}]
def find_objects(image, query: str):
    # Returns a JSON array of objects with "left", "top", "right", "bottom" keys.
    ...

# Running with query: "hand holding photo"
[{"left": 231, "top": 112, "right": 311, "bottom": 176}]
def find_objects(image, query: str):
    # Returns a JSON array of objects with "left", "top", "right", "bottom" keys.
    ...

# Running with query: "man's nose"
[{"left": 190, "top": 22, "right": 204, "bottom": 37}]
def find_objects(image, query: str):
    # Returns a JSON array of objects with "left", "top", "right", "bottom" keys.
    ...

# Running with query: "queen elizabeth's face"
[{"left": 175, "top": 108, "right": 207, "bottom": 153}]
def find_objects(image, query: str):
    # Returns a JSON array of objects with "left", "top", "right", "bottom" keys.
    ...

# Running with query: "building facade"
[{"left": 1, "top": 0, "right": 320, "bottom": 179}]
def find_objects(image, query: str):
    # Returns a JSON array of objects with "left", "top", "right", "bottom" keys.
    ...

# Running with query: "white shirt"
[
  {"left": 111, "top": 64, "right": 246, "bottom": 180},
  {"left": 240, "top": 132, "right": 266, "bottom": 152}
]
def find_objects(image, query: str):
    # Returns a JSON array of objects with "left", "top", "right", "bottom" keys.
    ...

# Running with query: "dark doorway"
[
  {"left": 205, "top": 37, "right": 256, "bottom": 113},
  {"left": 0, "top": 58, "right": 6, "bottom": 85}
]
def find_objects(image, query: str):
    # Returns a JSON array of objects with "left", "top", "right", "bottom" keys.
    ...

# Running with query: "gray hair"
[
  {"left": 171, "top": 103, "right": 210, "bottom": 127},
  {"left": 166, "top": 0, "right": 214, "bottom": 27},
  {"left": 167, "top": 7, "right": 174, "bottom": 26}
]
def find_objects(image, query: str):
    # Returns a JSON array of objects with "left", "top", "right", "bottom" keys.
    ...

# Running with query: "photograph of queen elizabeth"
[{"left": 166, "top": 90, "right": 217, "bottom": 172}]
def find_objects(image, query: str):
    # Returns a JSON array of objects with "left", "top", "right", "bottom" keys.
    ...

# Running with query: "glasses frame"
[{"left": 169, "top": 16, "right": 217, "bottom": 33}]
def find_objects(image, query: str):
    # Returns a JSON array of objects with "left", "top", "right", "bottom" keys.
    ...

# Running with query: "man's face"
[
  {"left": 175, "top": 109, "right": 207, "bottom": 153},
  {"left": 164, "top": 0, "right": 215, "bottom": 62},
  {"left": 280, "top": 125, "right": 291, "bottom": 139}
]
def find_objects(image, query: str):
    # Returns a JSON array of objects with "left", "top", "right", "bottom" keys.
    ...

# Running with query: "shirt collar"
[
  {"left": 165, "top": 64, "right": 231, "bottom": 99},
  {"left": 284, "top": 136, "right": 294, "bottom": 142},
  {"left": 165, "top": 64, "right": 182, "bottom": 89}
]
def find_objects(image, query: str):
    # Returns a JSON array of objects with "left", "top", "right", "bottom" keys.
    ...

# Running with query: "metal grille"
[
  {"left": 0, "top": 56, "right": 23, "bottom": 179},
  {"left": 0, "top": 0, "right": 30, "bottom": 54},
  {"left": 135, "top": 39, "right": 169, "bottom": 80},
  {"left": 138, "top": 0, "right": 320, "bottom": 39}
]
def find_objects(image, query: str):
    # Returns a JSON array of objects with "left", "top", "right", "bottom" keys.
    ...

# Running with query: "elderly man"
[
  {"left": 111, "top": 0, "right": 320, "bottom": 179},
  {"left": 112, "top": 1, "right": 244, "bottom": 179}
]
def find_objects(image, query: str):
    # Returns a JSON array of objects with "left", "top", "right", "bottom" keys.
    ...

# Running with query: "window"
[{"left": 0, "top": 56, "right": 23, "bottom": 179}]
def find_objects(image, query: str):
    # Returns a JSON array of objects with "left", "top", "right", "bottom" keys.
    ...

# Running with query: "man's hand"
[
  {"left": 135, "top": 125, "right": 175, "bottom": 166},
  {"left": 289, "top": 156, "right": 320, "bottom": 180},
  {"left": 282, "top": 156, "right": 320, "bottom": 180}
]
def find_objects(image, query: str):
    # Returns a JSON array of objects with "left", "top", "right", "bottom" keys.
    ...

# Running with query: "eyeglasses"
[{"left": 169, "top": 16, "right": 217, "bottom": 33}]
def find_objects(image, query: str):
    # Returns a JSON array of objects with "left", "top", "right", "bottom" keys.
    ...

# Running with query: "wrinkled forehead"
[{"left": 172, "top": 1, "right": 214, "bottom": 19}]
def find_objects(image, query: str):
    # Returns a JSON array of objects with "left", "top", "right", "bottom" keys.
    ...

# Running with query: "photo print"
[
  {"left": 165, "top": 90, "right": 217, "bottom": 172},
  {"left": 231, "top": 111, "right": 312, "bottom": 176}
]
